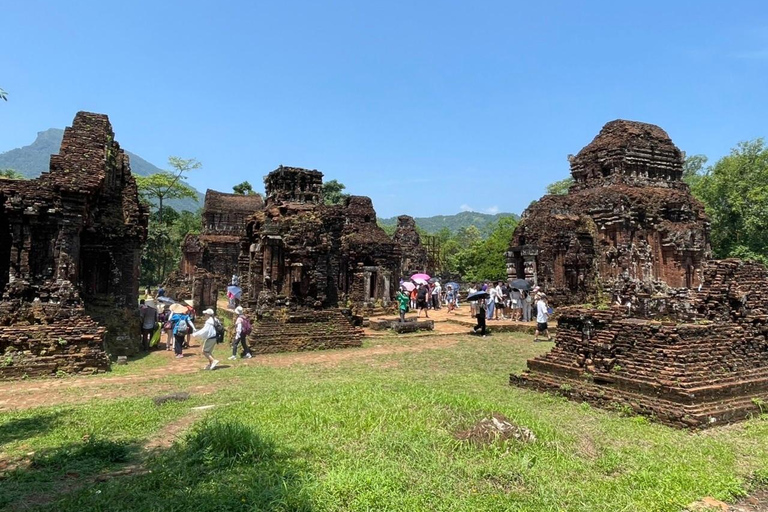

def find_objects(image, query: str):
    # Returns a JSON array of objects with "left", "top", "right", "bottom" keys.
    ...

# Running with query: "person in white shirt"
[
  {"left": 431, "top": 281, "right": 442, "bottom": 310},
  {"left": 192, "top": 308, "right": 219, "bottom": 370},
  {"left": 467, "top": 284, "right": 478, "bottom": 316},
  {"left": 534, "top": 293, "right": 552, "bottom": 342}
]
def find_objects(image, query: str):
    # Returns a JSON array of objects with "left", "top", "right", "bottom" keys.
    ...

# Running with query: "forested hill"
[
  {"left": 0, "top": 128, "right": 203, "bottom": 212},
  {"left": 378, "top": 211, "right": 518, "bottom": 235}
]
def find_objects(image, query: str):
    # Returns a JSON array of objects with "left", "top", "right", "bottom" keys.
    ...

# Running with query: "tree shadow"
[
  {"left": 0, "top": 411, "right": 62, "bottom": 445},
  {"left": 2, "top": 418, "right": 314, "bottom": 511}
]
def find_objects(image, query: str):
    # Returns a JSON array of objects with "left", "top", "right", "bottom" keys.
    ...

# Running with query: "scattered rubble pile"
[
  {"left": 237, "top": 166, "right": 402, "bottom": 353},
  {"left": 507, "top": 120, "right": 710, "bottom": 306},
  {"left": 0, "top": 112, "right": 148, "bottom": 378},
  {"left": 455, "top": 413, "right": 536, "bottom": 446},
  {"left": 513, "top": 259, "right": 768, "bottom": 428},
  {"left": 392, "top": 215, "right": 428, "bottom": 276}
]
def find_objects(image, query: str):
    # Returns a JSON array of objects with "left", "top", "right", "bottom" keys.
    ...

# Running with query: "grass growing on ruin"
[{"left": 1, "top": 332, "right": 768, "bottom": 511}]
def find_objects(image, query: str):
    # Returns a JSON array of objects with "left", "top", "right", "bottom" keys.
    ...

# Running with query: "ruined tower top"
[
  {"left": 569, "top": 120, "right": 684, "bottom": 190},
  {"left": 264, "top": 165, "right": 324, "bottom": 205}
]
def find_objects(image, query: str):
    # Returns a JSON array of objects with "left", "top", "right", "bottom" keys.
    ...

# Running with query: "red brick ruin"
[
  {"left": 0, "top": 112, "right": 148, "bottom": 378},
  {"left": 510, "top": 120, "right": 768, "bottom": 427},
  {"left": 238, "top": 166, "right": 402, "bottom": 353}
]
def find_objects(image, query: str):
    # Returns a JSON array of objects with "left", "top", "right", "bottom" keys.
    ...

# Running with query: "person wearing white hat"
[
  {"left": 228, "top": 306, "right": 253, "bottom": 360},
  {"left": 192, "top": 308, "right": 219, "bottom": 370}
]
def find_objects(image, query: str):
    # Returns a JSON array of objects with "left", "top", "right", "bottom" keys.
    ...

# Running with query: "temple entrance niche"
[
  {"left": 0, "top": 202, "right": 10, "bottom": 292},
  {"left": 80, "top": 248, "right": 113, "bottom": 297}
]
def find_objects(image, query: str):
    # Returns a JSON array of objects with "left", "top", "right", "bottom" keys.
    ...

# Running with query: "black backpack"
[{"left": 213, "top": 317, "right": 225, "bottom": 343}]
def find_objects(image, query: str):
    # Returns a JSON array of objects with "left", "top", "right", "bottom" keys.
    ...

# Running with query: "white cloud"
[
  {"left": 459, "top": 204, "right": 474, "bottom": 212},
  {"left": 484, "top": 205, "right": 500, "bottom": 214}
]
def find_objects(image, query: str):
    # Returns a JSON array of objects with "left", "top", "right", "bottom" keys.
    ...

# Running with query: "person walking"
[
  {"left": 192, "top": 308, "right": 220, "bottom": 370},
  {"left": 473, "top": 298, "right": 487, "bottom": 336},
  {"left": 229, "top": 306, "right": 253, "bottom": 360},
  {"left": 431, "top": 281, "right": 442, "bottom": 310},
  {"left": 396, "top": 287, "right": 410, "bottom": 322},
  {"left": 138, "top": 299, "right": 157, "bottom": 352},
  {"left": 534, "top": 293, "right": 553, "bottom": 342},
  {"left": 416, "top": 283, "right": 429, "bottom": 318},
  {"left": 170, "top": 306, "right": 195, "bottom": 359},
  {"left": 445, "top": 285, "right": 456, "bottom": 313}
]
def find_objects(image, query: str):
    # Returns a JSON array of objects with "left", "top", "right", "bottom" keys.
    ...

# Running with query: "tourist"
[
  {"left": 229, "top": 306, "right": 253, "bottom": 359},
  {"left": 510, "top": 287, "right": 523, "bottom": 322},
  {"left": 416, "top": 283, "right": 429, "bottom": 318},
  {"left": 522, "top": 290, "right": 533, "bottom": 323},
  {"left": 184, "top": 302, "right": 196, "bottom": 349},
  {"left": 192, "top": 308, "right": 219, "bottom": 370},
  {"left": 431, "top": 281, "right": 442, "bottom": 310},
  {"left": 445, "top": 285, "right": 456, "bottom": 313},
  {"left": 157, "top": 285, "right": 166, "bottom": 298},
  {"left": 494, "top": 282, "right": 505, "bottom": 320},
  {"left": 467, "top": 284, "right": 478, "bottom": 316},
  {"left": 473, "top": 298, "right": 487, "bottom": 336},
  {"left": 486, "top": 284, "right": 497, "bottom": 320},
  {"left": 396, "top": 287, "right": 410, "bottom": 322},
  {"left": 170, "top": 307, "right": 195, "bottom": 359},
  {"left": 409, "top": 286, "right": 417, "bottom": 311},
  {"left": 534, "top": 293, "right": 552, "bottom": 342},
  {"left": 158, "top": 305, "right": 174, "bottom": 351},
  {"left": 138, "top": 299, "right": 157, "bottom": 352}
]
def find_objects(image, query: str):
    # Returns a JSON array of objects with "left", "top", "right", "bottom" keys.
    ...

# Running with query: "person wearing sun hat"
[
  {"left": 228, "top": 306, "right": 253, "bottom": 360},
  {"left": 192, "top": 308, "right": 219, "bottom": 370}
]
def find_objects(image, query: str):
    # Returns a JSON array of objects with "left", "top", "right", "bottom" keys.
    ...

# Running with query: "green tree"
[
  {"left": 694, "top": 139, "right": 768, "bottom": 264},
  {"left": 233, "top": 181, "right": 258, "bottom": 195},
  {"left": 136, "top": 156, "right": 200, "bottom": 224},
  {"left": 323, "top": 179, "right": 350, "bottom": 205},
  {"left": 546, "top": 177, "right": 574, "bottom": 195},
  {"left": 0, "top": 169, "right": 24, "bottom": 179},
  {"left": 682, "top": 154, "right": 708, "bottom": 190}
]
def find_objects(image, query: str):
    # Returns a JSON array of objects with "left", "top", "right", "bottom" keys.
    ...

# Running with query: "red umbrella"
[{"left": 411, "top": 273, "right": 430, "bottom": 282}]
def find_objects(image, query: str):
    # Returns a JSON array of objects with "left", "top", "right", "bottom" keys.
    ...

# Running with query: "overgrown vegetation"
[
  {"left": 2, "top": 332, "right": 766, "bottom": 511},
  {"left": 685, "top": 140, "right": 768, "bottom": 265}
]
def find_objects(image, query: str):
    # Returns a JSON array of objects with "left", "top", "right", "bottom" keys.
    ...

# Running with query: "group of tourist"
[
  {"left": 138, "top": 287, "right": 255, "bottom": 370},
  {"left": 465, "top": 282, "right": 533, "bottom": 322}
]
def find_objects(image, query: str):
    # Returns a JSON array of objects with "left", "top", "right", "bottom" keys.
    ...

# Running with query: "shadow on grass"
[
  {"left": 2, "top": 419, "right": 313, "bottom": 512},
  {"left": 0, "top": 412, "right": 62, "bottom": 445}
]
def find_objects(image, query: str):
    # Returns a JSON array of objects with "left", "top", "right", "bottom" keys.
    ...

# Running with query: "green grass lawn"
[{"left": 1, "top": 332, "right": 767, "bottom": 511}]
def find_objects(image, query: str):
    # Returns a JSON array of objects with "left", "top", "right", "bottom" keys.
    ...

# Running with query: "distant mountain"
[
  {"left": 0, "top": 128, "right": 203, "bottom": 212},
  {"left": 378, "top": 211, "right": 518, "bottom": 235}
]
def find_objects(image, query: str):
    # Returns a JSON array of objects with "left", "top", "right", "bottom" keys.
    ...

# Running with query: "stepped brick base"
[
  {"left": 248, "top": 308, "right": 363, "bottom": 354},
  {"left": 512, "top": 260, "right": 768, "bottom": 429}
]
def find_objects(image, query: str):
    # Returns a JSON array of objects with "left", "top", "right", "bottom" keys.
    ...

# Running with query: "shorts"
[
  {"left": 417, "top": 299, "right": 428, "bottom": 309},
  {"left": 537, "top": 322, "right": 548, "bottom": 331},
  {"left": 203, "top": 337, "right": 217, "bottom": 354}
]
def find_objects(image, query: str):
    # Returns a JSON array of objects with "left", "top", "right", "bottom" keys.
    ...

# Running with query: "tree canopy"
[
  {"left": 546, "top": 177, "right": 573, "bottom": 195},
  {"left": 0, "top": 88, "right": 7, "bottom": 101},
  {"left": 689, "top": 139, "right": 768, "bottom": 264},
  {"left": 323, "top": 179, "right": 350, "bottom": 205},
  {"left": 0, "top": 169, "right": 24, "bottom": 180},
  {"left": 233, "top": 181, "right": 258, "bottom": 195}
]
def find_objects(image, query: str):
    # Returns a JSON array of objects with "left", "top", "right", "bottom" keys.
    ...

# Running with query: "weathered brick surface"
[
  {"left": 507, "top": 120, "right": 710, "bottom": 306},
  {"left": 0, "top": 112, "right": 147, "bottom": 378},
  {"left": 392, "top": 215, "right": 428, "bottom": 275},
  {"left": 513, "top": 259, "right": 768, "bottom": 428}
]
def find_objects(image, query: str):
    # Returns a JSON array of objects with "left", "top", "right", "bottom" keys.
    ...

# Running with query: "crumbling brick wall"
[
  {"left": 0, "top": 111, "right": 147, "bottom": 377},
  {"left": 236, "top": 166, "right": 400, "bottom": 353},
  {"left": 392, "top": 215, "right": 428, "bottom": 275},
  {"left": 508, "top": 120, "right": 710, "bottom": 306},
  {"left": 512, "top": 259, "right": 768, "bottom": 428}
]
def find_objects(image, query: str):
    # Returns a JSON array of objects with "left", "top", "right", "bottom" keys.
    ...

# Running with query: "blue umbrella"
[
  {"left": 446, "top": 281, "right": 460, "bottom": 291},
  {"left": 227, "top": 285, "right": 242, "bottom": 299}
]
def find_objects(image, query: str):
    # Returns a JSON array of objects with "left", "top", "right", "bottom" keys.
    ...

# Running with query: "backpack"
[
  {"left": 175, "top": 317, "right": 189, "bottom": 334},
  {"left": 241, "top": 317, "right": 252, "bottom": 336},
  {"left": 213, "top": 317, "right": 225, "bottom": 343}
]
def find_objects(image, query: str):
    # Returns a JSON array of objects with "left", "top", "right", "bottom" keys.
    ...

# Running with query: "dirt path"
[{"left": 0, "top": 333, "right": 463, "bottom": 412}]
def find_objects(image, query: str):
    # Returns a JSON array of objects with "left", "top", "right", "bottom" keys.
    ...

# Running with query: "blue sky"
[{"left": 1, "top": 1, "right": 767, "bottom": 218}]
